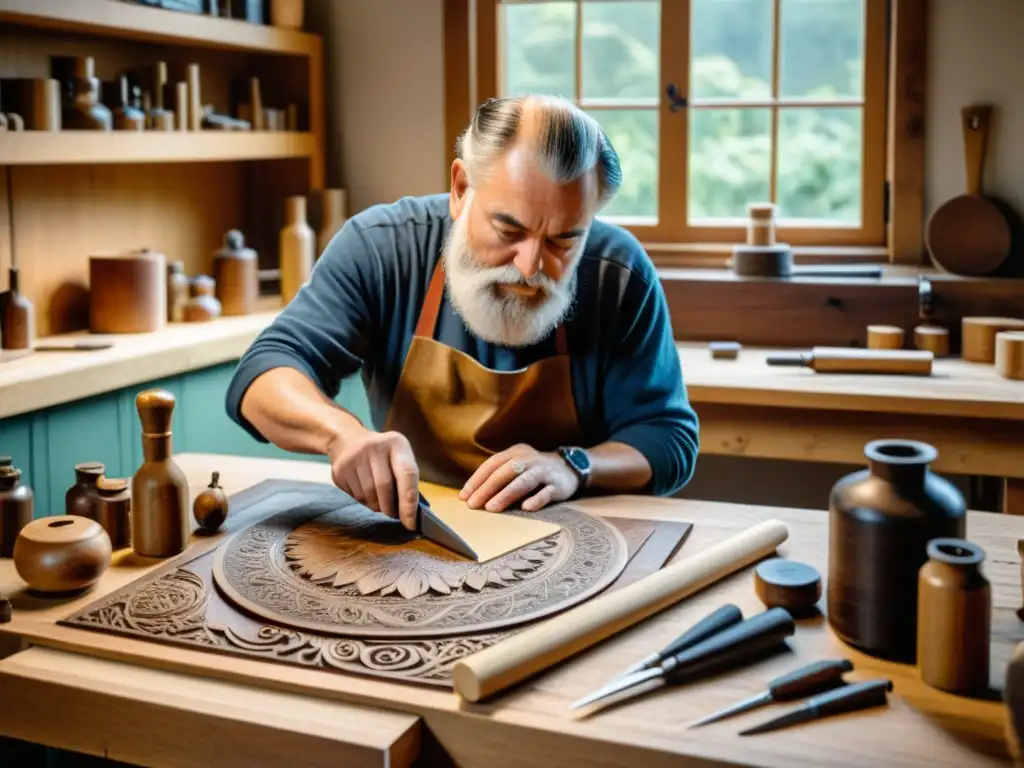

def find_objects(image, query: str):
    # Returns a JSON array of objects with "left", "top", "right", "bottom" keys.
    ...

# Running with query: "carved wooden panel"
[{"left": 59, "top": 481, "right": 691, "bottom": 687}]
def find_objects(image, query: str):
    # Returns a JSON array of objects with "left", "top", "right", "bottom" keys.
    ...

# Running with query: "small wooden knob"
[
  {"left": 867, "top": 325, "right": 905, "bottom": 350},
  {"left": 962, "top": 317, "right": 1024, "bottom": 363},
  {"left": 193, "top": 470, "right": 229, "bottom": 532},
  {"left": 914, "top": 324, "right": 949, "bottom": 357},
  {"left": 754, "top": 558, "right": 822, "bottom": 616},
  {"left": 996, "top": 331, "right": 1024, "bottom": 380}
]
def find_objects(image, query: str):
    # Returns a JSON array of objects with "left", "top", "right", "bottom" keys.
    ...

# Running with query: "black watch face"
[{"left": 564, "top": 447, "right": 590, "bottom": 472}]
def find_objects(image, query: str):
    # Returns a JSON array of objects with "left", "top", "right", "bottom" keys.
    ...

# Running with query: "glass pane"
[
  {"left": 587, "top": 109, "right": 659, "bottom": 219},
  {"left": 688, "top": 108, "right": 771, "bottom": 220},
  {"left": 691, "top": 0, "right": 773, "bottom": 100},
  {"left": 582, "top": 1, "right": 659, "bottom": 101},
  {"left": 777, "top": 107, "right": 862, "bottom": 222},
  {"left": 780, "top": 0, "right": 865, "bottom": 98},
  {"left": 501, "top": 2, "right": 576, "bottom": 99}
]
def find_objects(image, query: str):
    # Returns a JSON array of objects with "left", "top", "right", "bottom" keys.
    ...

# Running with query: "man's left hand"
[{"left": 459, "top": 444, "right": 580, "bottom": 513}]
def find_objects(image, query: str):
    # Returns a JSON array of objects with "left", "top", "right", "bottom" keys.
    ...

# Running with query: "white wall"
[{"left": 308, "top": 0, "right": 1013, "bottom": 511}]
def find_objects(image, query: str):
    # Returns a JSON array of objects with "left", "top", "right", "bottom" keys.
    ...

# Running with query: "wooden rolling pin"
[
  {"left": 766, "top": 347, "right": 934, "bottom": 375},
  {"left": 451, "top": 518, "right": 789, "bottom": 703}
]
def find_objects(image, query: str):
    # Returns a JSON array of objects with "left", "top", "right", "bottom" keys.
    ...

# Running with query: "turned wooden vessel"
[
  {"left": 995, "top": 331, "right": 1024, "bottom": 381},
  {"left": 1, "top": 265, "right": 35, "bottom": 350},
  {"left": 89, "top": 249, "right": 167, "bottom": 333},
  {"left": 166, "top": 260, "right": 190, "bottom": 322},
  {"left": 96, "top": 476, "right": 131, "bottom": 550},
  {"left": 746, "top": 202, "right": 776, "bottom": 246},
  {"left": 914, "top": 324, "right": 950, "bottom": 357},
  {"left": 183, "top": 275, "right": 222, "bottom": 322},
  {"left": 64, "top": 56, "right": 112, "bottom": 131},
  {"left": 193, "top": 470, "right": 228, "bottom": 532},
  {"left": 961, "top": 317, "right": 1024, "bottom": 363},
  {"left": 131, "top": 389, "right": 191, "bottom": 558},
  {"left": 280, "top": 195, "right": 315, "bottom": 304},
  {"left": 13, "top": 516, "right": 112, "bottom": 592},
  {"left": 828, "top": 439, "right": 966, "bottom": 663},
  {"left": 917, "top": 538, "right": 991, "bottom": 696},
  {"left": 867, "top": 325, "right": 905, "bottom": 350},
  {"left": 212, "top": 230, "right": 258, "bottom": 316},
  {"left": 65, "top": 461, "right": 104, "bottom": 519},
  {"left": 0, "top": 466, "right": 33, "bottom": 559}
]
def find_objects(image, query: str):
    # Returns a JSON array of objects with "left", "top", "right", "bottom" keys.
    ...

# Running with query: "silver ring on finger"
[{"left": 510, "top": 459, "right": 528, "bottom": 475}]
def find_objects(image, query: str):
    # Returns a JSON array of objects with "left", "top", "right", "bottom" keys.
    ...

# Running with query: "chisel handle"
[
  {"left": 808, "top": 678, "right": 893, "bottom": 717},
  {"left": 661, "top": 604, "right": 744, "bottom": 659},
  {"left": 664, "top": 608, "right": 796, "bottom": 683},
  {"left": 769, "top": 659, "right": 854, "bottom": 700}
]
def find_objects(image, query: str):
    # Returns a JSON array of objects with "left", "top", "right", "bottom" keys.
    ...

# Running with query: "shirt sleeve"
[
  {"left": 599, "top": 269, "right": 700, "bottom": 497},
  {"left": 224, "top": 219, "right": 383, "bottom": 442}
]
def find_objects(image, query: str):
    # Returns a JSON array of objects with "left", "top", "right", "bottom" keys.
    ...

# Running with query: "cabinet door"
[{"left": 0, "top": 414, "right": 34, "bottom": 514}]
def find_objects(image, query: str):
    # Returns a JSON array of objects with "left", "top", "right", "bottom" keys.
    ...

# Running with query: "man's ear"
[{"left": 450, "top": 159, "right": 470, "bottom": 219}]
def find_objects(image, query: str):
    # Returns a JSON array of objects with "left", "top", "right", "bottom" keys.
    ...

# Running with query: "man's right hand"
[{"left": 326, "top": 426, "right": 421, "bottom": 531}]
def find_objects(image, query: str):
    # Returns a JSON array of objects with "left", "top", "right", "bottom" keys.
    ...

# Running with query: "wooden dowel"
[
  {"left": 867, "top": 325, "right": 905, "bottom": 350},
  {"left": 451, "top": 519, "right": 789, "bottom": 703}
]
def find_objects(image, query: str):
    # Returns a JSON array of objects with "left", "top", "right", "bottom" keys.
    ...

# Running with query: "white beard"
[{"left": 442, "top": 194, "right": 584, "bottom": 348}]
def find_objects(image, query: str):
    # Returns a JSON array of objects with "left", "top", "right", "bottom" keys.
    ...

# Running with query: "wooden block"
[
  {"left": 962, "top": 316, "right": 1024, "bottom": 363},
  {"left": 709, "top": 341, "right": 741, "bottom": 360},
  {"left": 914, "top": 324, "right": 950, "bottom": 357},
  {"left": 0, "top": 646, "right": 422, "bottom": 768},
  {"left": 731, "top": 244, "right": 793, "bottom": 277},
  {"left": 754, "top": 557, "right": 822, "bottom": 617},
  {"left": 867, "top": 324, "right": 905, "bottom": 350},
  {"left": 996, "top": 331, "right": 1024, "bottom": 380}
]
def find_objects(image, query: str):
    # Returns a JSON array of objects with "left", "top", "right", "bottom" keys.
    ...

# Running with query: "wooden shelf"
[
  {"left": 0, "top": 131, "right": 316, "bottom": 165},
  {"left": 0, "top": 0, "right": 320, "bottom": 55},
  {"left": 0, "top": 303, "right": 282, "bottom": 419}
]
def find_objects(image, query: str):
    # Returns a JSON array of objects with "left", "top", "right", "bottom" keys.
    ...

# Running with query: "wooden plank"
[
  {"left": 0, "top": 452, "right": 1015, "bottom": 768},
  {"left": 0, "top": 132, "right": 316, "bottom": 166},
  {"left": 0, "top": 0, "right": 319, "bottom": 55},
  {"left": 0, "top": 646, "right": 422, "bottom": 768},
  {"left": 0, "top": 306, "right": 280, "bottom": 419},
  {"left": 696, "top": 401, "right": 1024, "bottom": 479},
  {"left": 443, "top": 0, "right": 471, "bottom": 175},
  {"left": 886, "top": 0, "right": 929, "bottom": 265}
]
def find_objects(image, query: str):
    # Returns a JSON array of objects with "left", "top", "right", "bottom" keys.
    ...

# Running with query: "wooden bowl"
[{"left": 13, "top": 515, "right": 112, "bottom": 593}]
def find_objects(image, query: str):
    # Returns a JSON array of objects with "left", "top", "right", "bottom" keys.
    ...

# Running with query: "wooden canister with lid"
[
  {"left": 89, "top": 249, "right": 167, "bottom": 333},
  {"left": 212, "top": 229, "right": 258, "bottom": 316}
]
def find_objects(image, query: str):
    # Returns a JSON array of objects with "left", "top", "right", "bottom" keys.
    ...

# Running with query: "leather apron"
[{"left": 384, "top": 261, "right": 585, "bottom": 489}]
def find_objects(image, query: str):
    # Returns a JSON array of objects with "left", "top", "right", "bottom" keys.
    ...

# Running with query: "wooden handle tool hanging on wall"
[
  {"left": 925, "top": 105, "right": 1012, "bottom": 276},
  {"left": 766, "top": 347, "right": 934, "bottom": 375},
  {"left": 451, "top": 519, "right": 789, "bottom": 703}
]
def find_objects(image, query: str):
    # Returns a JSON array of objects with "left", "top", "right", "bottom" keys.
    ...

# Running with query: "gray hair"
[{"left": 456, "top": 95, "right": 622, "bottom": 207}]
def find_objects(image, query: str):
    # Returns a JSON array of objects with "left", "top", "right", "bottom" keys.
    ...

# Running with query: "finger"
[
  {"left": 521, "top": 484, "right": 556, "bottom": 512},
  {"left": 370, "top": 450, "right": 397, "bottom": 519},
  {"left": 466, "top": 458, "right": 524, "bottom": 509},
  {"left": 390, "top": 446, "right": 420, "bottom": 531},
  {"left": 356, "top": 461, "right": 379, "bottom": 512},
  {"left": 485, "top": 468, "right": 543, "bottom": 512},
  {"left": 460, "top": 450, "right": 514, "bottom": 500},
  {"left": 341, "top": 465, "right": 365, "bottom": 505}
]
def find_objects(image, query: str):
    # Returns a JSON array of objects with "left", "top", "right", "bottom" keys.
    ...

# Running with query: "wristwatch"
[{"left": 558, "top": 446, "right": 591, "bottom": 492}]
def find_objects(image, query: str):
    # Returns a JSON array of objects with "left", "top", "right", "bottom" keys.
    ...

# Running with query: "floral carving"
[{"left": 284, "top": 510, "right": 556, "bottom": 600}]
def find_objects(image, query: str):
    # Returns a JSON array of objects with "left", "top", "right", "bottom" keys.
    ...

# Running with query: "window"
[{"left": 473, "top": 0, "right": 888, "bottom": 250}]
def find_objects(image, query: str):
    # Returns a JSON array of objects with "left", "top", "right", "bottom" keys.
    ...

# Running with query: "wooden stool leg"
[{"left": 1003, "top": 478, "right": 1024, "bottom": 515}]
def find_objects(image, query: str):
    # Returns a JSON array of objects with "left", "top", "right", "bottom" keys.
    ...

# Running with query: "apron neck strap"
[{"left": 414, "top": 259, "right": 569, "bottom": 355}]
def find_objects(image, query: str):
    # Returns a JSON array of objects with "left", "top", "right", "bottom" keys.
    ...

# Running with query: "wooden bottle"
[
  {"left": 318, "top": 189, "right": 348, "bottom": 255},
  {"left": 917, "top": 538, "right": 991, "bottom": 696},
  {"left": 65, "top": 461, "right": 105, "bottom": 519},
  {"left": 279, "top": 195, "right": 315, "bottom": 304},
  {"left": 112, "top": 76, "right": 145, "bottom": 131},
  {"left": 182, "top": 275, "right": 222, "bottom": 322},
  {"left": 131, "top": 389, "right": 190, "bottom": 558},
  {"left": 1, "top": 266, "right": 35, "bottom": 350},
  {"left": 0, "top": 465, "right": 34, "bottom": 558},
  {"left": 95, "top": 476, "right": 131, "bottom": 550},
  {"left": 66, "top": 57, "right": 112, "bottom": 131},
  {"left": 166, "top": 260, "right": 190, "bottom": 322},
  {"left": 212, "top": 230, "right": 258, "bottom": 316}
]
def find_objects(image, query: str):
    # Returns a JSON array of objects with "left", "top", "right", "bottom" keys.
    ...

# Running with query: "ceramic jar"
[
  {"left": 13, "top": 516, "right": 112, "bottom": 592},
  {"left": 65, "top": 461, "right": 105, "bottom": 519},
  {"left": 917, "top": 538, "right": 991, "bottom": 696},
  {"left": 0, "top": 465, "right": 33, "bottom": 558},
  {"left": 827, "top": 439, "right": 966, "bottom": 663}
]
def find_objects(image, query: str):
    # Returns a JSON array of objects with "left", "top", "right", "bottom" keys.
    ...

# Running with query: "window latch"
[{"left": 665, "top": 84, "right": 688, "bottom": 111}]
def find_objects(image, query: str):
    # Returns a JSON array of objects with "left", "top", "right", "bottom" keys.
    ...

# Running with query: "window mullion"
[{"left": 769, "top": 0, "right": 781, "bottom": 206}]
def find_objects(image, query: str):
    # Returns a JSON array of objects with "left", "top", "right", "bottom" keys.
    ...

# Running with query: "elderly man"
[{"left": 226, "top": 94, "right": 699, "bottom": 530}]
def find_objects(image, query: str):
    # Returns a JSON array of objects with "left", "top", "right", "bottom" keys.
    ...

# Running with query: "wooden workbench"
[
  {"left": 676, "top": 343, "right": 1024, "bottom": 513},
  {"left": 0, "top": 453, "right": 1020, "bottom": 767}
]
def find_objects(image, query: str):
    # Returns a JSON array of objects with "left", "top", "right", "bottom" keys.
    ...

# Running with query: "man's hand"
[
  {"left": 327, "top": 427, "right": 420, "bottom": 530},
  {"left": 459, "top": 444, "right": 579, "bottom": 513}
]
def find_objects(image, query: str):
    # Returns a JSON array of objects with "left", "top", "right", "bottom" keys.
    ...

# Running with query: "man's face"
[{"left": 444, "top": 144, "right": 598, "bottom": 348}]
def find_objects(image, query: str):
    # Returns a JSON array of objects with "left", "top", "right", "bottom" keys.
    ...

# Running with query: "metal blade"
[
  {"left": 613, "top": 651, "right": 660, "bottom": 682},
  {"left": 567, "top": 667, "right": 665, "bottom": 717},
  {"left": 738, "top": 705, "right": 815, "bottom": 736},
  {"left": 686, "top": 690, "right": 772, "bottom": 728}
]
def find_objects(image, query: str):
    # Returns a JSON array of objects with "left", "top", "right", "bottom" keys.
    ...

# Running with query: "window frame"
[{"left": 446, "top": 0, "right": 918, "bottom": 264}]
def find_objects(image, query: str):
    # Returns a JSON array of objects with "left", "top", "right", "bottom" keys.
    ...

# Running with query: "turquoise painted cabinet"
[{"left": 0, "top": 361, "right": 373, "bottom": 517}]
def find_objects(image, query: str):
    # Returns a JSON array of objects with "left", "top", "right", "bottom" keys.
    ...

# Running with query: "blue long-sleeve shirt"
[{"left": 225, "top": 193, "right": 699, "bottom": 496}]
